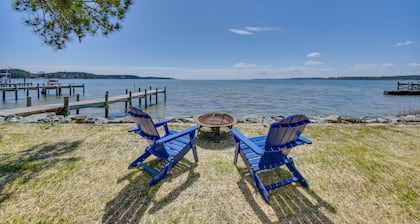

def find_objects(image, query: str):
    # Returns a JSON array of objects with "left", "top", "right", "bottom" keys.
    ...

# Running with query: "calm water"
[{"left": 1, "top": 79, "right": 419, "bottom": 119}]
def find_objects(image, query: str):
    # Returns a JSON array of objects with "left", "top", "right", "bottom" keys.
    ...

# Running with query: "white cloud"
[
  {"left": 233, "top": 62, "right": 258, "bottom": 68},
  {"left": 229, "top": 26, "right": 282, "bottom": 35},
  {"left": 306, "top": 52, "right": 321, "bottom": 58},
  {"left": 408, "top": 62, "right": 420, "bottom": 67},
  {"left": 394, "top": 40, "right": 416, "bottom": 47},
  {"left": 228, "top": 29, "right": 253, "bottom": 35},
  {"left": 350, "top": 63, "right": 393, "bottom": 71},
  {"left": 245, "top": 26, "right": 283, "bottom": 32},
  {"left": 304, "top": 60, "right": 324, "bottom": 66}
]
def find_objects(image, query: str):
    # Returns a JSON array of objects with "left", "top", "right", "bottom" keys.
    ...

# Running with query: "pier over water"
[{"left": 384, "top": 81, "right": 420, "bottom": 95}]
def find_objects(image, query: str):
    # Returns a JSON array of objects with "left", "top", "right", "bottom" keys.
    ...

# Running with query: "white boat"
[
  {"left": 47, "top": 79, "right": 60, "bottom": 86},
  {"left": 0, "top": 68, "right": 11, "bottom": 85}
]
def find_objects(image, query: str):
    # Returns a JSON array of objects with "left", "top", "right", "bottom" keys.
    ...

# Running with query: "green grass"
[{"left": 0, "top": 123, "right": 419, "bottom": 223}]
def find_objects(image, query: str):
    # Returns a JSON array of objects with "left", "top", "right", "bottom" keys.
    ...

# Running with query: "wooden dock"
[
  {"left": 0, "top": 87, "right": 166, "bottom": 118},
  {"left": 384, "top": 81, "right": 420, "bottom": 95},
  {"left": 1, "top": 83, "right": 85, "bottom": 101}
]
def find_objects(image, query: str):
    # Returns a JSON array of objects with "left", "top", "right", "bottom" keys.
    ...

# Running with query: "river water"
[{"left": 1, "top": 79, "right": 419, "bottom": 119}]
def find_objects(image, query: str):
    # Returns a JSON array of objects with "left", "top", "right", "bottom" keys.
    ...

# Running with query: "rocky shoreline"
[{"left": 1, "top": 112, "right": 420, "bottom": 125}]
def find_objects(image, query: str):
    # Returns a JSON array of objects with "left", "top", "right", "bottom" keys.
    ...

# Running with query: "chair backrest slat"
[
  {"left": 128, "top": 106, "right": 160, "bottom": 142},
  {"left": 265, "top": 114, "right": 310, "bottom": 148}
]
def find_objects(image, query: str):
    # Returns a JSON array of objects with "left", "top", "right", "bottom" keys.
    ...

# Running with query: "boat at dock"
[
  {"left": 46, "top": 79, "right": 60, "bottom": 86},
  {"left": 0, "top": 68, "right": 11, "bottom": 85}
]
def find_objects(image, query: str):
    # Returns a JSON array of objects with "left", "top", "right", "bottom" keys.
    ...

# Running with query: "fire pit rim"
[{"left": 194, "top": 112, "right": 237, "bottom": 128}]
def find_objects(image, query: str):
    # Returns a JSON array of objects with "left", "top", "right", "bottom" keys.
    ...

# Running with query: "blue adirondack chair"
[
  {"left": 231, "top": 114, "right": 312, "bottom": 202},
  {"left": 127, "top": 106, "right": 200, "bottom": 185}
]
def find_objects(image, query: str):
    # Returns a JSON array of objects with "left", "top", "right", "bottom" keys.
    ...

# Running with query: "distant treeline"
[
  {"left": 327, "top": 75, "right": 420, "bottom": 80},
  {"left": 0, "top": 68, "right": 173, "bottom": 80}
]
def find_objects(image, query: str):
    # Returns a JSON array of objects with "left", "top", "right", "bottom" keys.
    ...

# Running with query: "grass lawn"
[{"left": 0, "top": 123, "right": 419, "bottom": 223}]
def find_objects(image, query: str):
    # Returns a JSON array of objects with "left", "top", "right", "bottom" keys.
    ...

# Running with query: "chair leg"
[
  {"left": 253, "top": 172, "right": 270, "bottom": 203},
  {"left": 192, "top": 145, "right": 199, "bottom": 162},
  {"left": 128, "top": 150, "right": 152, "bottom": 169},
  {"left": 233, "top": 142, "right": 240, "bottom": 165},
  {"left": 285, "top": 158, "right": 308, "bottom": 188},
  {"left": 150, "top": 162, "right": 173, "bottom": 186}
]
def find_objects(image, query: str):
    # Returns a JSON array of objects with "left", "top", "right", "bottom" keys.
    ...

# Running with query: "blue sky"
[{"left": 0, "top": 0, "right": 419, "bottom": 79}]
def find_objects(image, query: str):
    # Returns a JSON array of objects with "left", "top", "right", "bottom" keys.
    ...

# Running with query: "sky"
[{"left": 0, "top": 0, "right": 419, "bottom": 80}]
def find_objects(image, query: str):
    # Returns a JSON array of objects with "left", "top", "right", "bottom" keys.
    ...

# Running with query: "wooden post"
[
  {"left": 164, "top": 86, "right": 167, "bottom": 102},
  {"left": 37, "top": 84, "right": 40, "bottom": 98},
  {"left": 155, "top": 87, "right": 158, "bottom": 104},
  {"left": 14, "top": 84, "right": 18, "bottom": 101},
  {"left": 83, "top": 84, "right": 85, "bottom": 95},
  {"left": 149, "top": 86, "right": 152, "bottom": 103},
  {"left": 26, "top": 96, "right": 32, "bottom": 107},
  {"left": 125, "top": 89, "right": 128, "bottom": 110},
  {"left": 76, "top": 94, "right": 80, "bottom": 114},
  {"left": 2, "top": 90, "right": 5, "bottom": 101},
  {"left": 144, "top": 89, "right": 148, "bottom": 109},
  {"left": 63, "top": 96, "right": 69, "bottom": 116},
  {"left": 26, "top": 88, "right": 29, "bottom": 97},
  {"left": 105, "top": 91, "right": 109, "bottom": 118},
  {"left": 138, "top": 88, "right": 141, "bottom": 107},
  {"left": 69, "top": 84, "right": 72, "bottom": 95},
  {"left": 129, "top": 91, "right": 132, "bottom": 106}
]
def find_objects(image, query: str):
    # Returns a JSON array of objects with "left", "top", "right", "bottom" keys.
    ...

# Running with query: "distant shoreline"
[
  {"left": 0, "top": 68, "right": 174, "bottom": 80},
  {"left": 254, "top": 74, "right": 420, "bottom": 81}
]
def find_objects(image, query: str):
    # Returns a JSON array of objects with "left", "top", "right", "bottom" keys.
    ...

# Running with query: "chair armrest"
[
  {"left": 298, "top": 135, "right": 312, "bottom": 144},
  {"left": 231, "top": 128, "right": 265, "bottom": 155},
  {"left": 154, "top": 119, "right": 171, "bottom": 128},
  {"left": 156, "top": 126, "right": 200, "bottom": 144},
  {"left": 154, "top": 119, "right": 171, "bottom": 135}
]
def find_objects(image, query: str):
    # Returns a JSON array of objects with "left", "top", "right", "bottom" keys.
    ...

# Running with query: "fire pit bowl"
[{"left": 195, "top": 112, "right": 237, "bottom": 128}]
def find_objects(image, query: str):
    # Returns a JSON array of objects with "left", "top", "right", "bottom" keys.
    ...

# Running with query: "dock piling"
[
  {"left": 37, "top": 84, "right": 40, "bottom": 98},
  {"left": 76, "top": 94, "right": 80, "bottom": 114},
  {"left": 14, "top": 84, "right": 18, "bottom": 101},
  {"left": 138, "top": 88, "right": 141, "bottom": 107},
  {"left": 26, "top": 96, "right": 31, "bottom": 107},
  {"left": 63, "top": 97, "right": 69, "bottom": 116},
  {"left": 105, "top": 91, "right": 109, "bottom": 118},
  {"left": 144, "top": 89, "right": 148, "bottom": 109},
  {"left": 149, "top": 86, "right": 152, "bottom": 103},
  {"left": 155, "top": 87, "right": 158, "bottom": 104}
]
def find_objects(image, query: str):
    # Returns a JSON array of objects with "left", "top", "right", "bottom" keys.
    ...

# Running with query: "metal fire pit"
[{"left": 195, "top": 112, "right": 237, "bottom": 141}]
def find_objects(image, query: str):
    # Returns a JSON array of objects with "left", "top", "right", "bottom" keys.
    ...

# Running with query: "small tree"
[{"left": 13, "top": 0, "right": 133, "bottom": 49}]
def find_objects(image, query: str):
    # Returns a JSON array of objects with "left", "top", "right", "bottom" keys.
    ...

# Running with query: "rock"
[
  {"left": 326, "top": 115, "right": 341, "bottom": 123},
  {"left": 176, "top": 118, "right": 194, "bottom": 123},
  {"left": 108, "top": 117, "right": 133, "bottom": 123},
  {"left": 271, "top": 115, "right": 284, "bottom": 121},
  {"left": 241, "top": 114, "right": 263, "bottom": 123},
  {"left": 376, "top": 117, "right": 389, "bottom": 123},
  {"left": 401, "top": 115, "right": 420, "bottom": 123},
  {"left": 72, "top": 115, "right": 87, "bottom": 124},
  {"left": 94, "top": 118, "right": 109, "bottom": 125},
  {"left": 5, "top": 115, "right": 22, "bottom": 123},
  {"left": 341, "top": 116, "right": 358, "bottom": 123},
  {"left": 262, "top": 117, "right": 275, "bottom": 127}
]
